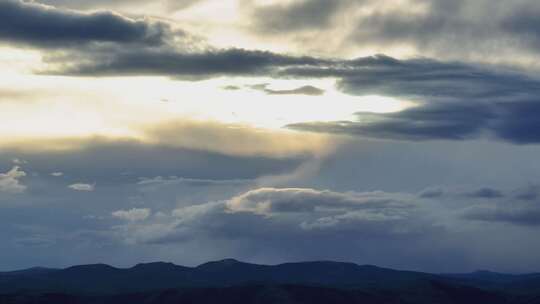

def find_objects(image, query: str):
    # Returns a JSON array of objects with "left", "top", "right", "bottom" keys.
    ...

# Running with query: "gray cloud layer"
[
  {"left": 44, "top": 48, "right": 328, "bottom": 80},
  {"left": 39, "top": 49, "right": 540, "bottom": 144},
  {"left": 283, "top": 56, "right": 540, "bottom": 144},
  {"left": 115, "top": 187, "right": 432, "bottom": 260},
  {"left": 2, "top": 138, "right": 306, "bottom": 185},
  {"left": 0, "top": 0, "right": 169, "bottom": 47},
  {"left": 5, "top": 0, "right": 538, "bottom": 147},
  {"left": 247, "top": 0, "right": 355, "bottom": 34},
  {"left": 244, "top": 0, "right": 540, "bottom": 65},
  {"left": 37, "top": 0, "right": 203, "bottom": 11},
  {"left": 351, "top": 0, "right": 540, "bottom": 57}
]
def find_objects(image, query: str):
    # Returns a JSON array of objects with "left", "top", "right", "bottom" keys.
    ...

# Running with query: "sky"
[{"left": 1, "top": 0, "right": 540, "bottom": 273}]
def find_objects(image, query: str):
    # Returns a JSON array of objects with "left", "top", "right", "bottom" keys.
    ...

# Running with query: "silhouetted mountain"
[
  {"left": 441, "top": 270, "right": 540, "bottom": 295},
  {"left": 0, "top": 267, "right": 57, "bottom": 277},
  {"left": 1, "top": 259, "right": 540, "bottom": 303}
]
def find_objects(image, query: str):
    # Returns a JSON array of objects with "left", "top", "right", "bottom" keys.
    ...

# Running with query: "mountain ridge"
[{"left": 2, "top": 259, "right": 540, "bottom": 303}]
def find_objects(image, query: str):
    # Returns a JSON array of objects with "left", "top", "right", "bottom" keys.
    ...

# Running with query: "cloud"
[
  {"left": 112, "top": 208, "right": 151, "bottom": 221},
  {"left": 419, "top": 186, "right": 507, "bottom": 200},
  {"left": 68, "top": 183, "right": 95, "bottom": 191},
  {"left": 352, "top": 0, "right": 540, "bottom": 61},
  {"left": 244, "top": 0, "right": 540, "bottom": 65},
  {"left": 466, "top": 188, "right": 504, "bottom": 199},
  {"left": 44, "top": 47, "right": 330, "bottom": 80},
  {"left": 0, "top": 119, "right": 328, "bottom": 187},
  {"left": 1, "top": 137, "right": 307, "bottom": 186},
  {"left": 38, "top": 0, "right": 203, "bottom": 12},
  {"left": 283, "top": 55, "right": 540, "bottom": 144},
  {"left": 353, "top": 100, "right": 539, "bottom": 144},
  {"left": 165, "top": 0, "right": 203, "bottom": 11},
  {"left": 50, "top": 172, "right": 64, "bottom": 177},
  {"left": 246, "top": 0, "right": 356, "bottom": 34},
  {"left": 222, "top": 85, "right": 241, "bottom": 91},
  {"left": 226, "top": 187, "right": 412, "bottom": 215},
  {"left": 350, "top": 1, "right": 490, "bottom": 54},
  {"left": 418, "top": 187, "right": 445, "bottom": 198},
  {"left": 249, "top": 83, "right": 325, "bottom": 96},
  {"left": 97, "top": 178, "right": 539, "bottom": 271},
  {"left": 513, "top": 185, "right": 540, "bottom": 201},
  {"left": 453, "top": 184, "right": 540, "bottom": 226},
  {"left": 502, "top": 5, "right": 540, "bottom": 51},
  {"left": 136, "top": 119, "right": 329, "bottom": 158},
  {"left": 0, "top": 166, "right": 27, "bottom": 194},
  {"left": 137, "top": 176, "right": 250, "bottom": 187},
  {"left": 41, "top": 44, "right": 540, "bottom": 145},
  {"left": 289, "top": 102, "right": 493, "bottom": 141},
  {"left": 11, "top": 158, "right": 27, "bottom": 165},
  {"left": 462, "top": 202, "right": 540, "bottom": 226},
  {"left": 38, "top": 37, "right": 540, "bottom": 145},
  {"left": 0, "top": 0, "right": 170, "bottom": 48},
  {"left": 117, "top": 187, "right": 423, "bottom": 245}
]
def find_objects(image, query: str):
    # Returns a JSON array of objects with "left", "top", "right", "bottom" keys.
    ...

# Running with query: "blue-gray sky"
[{"left": 1, "top": 0, "right": 540, "bottom": 273}]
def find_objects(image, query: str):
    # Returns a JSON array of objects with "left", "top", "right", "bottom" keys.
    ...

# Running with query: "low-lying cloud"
[
  {"left": 0, "top": 166, "right": 27, "bottom": 194},
  {"left": 68, "top": 183, "right": 95, "bottom": 192}
]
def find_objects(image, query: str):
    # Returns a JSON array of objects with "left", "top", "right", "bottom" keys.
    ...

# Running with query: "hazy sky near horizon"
[{"left": 2, "top": 0, "right": 540, "bottom": 273}]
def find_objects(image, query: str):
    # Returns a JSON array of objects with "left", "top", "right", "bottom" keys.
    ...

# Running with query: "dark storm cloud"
[
  {"left": 249, "top": 83, "right": 325, "bottom": 96},
  {"left": 46, "top": 48, "right": 330, "bottom": 80},
  {"left": 491, "top": 101, "right": 540, "bottom": 144},
  {"left": 5, "top": 0, "right": 540, "bottom": 145},
  {"left": 289, "top": 100, "right": 540, "bottom": 144},
  {"left": 289, "top": 102, "right": 494, "bottom": 141},
  {"left": 282, "top": 55, "right": 540, "bottom": 100},
  {"left": 283, "top": 55, "right": 540, "bottom": 144},
  {"left": 0, "top": 0, "right": 169, "bottom": 47},
  {"left": 42, "top": 48, "right": 540, "bottom": 144}
]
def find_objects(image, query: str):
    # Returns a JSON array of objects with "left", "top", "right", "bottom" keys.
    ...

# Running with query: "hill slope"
[{"left": 1, "top": 259, "right": 539, "bottom": 303}]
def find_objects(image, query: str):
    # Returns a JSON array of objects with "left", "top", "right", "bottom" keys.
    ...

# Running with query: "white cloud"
[
  {"left": 68, "top": 183, "right": 95, "bottom": 191},
  {"left": 114, "top": 187, "right": 422, "bottom": 245},
  {"left": 226, "top": 187, "right": 413, "bottom": 215},
  {"left": 51, "top": 172, "right": 64, "bottom": 177},
  {"left": 112, "top": 208, "right": 151, "bottom": 222},
  {"left": 12, "top": 158, "right": 27, "bottom": 165},
  {"left": 0, "top": 166, "right": 27, "bottom": 193}
]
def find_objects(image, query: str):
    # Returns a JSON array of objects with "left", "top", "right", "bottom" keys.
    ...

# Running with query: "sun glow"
[{"left": 0, "top": 74, "right": 410, "bottom": 142}]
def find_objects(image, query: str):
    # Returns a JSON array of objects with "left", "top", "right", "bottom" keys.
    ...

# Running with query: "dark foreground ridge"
[{"left": 1, "top": 259, "right": 540, "bottom": 304}]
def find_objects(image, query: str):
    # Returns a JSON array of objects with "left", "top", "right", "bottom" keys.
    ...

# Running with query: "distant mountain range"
[{"left": 1, "top": 259, "right": 540, "bottom": 303}]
